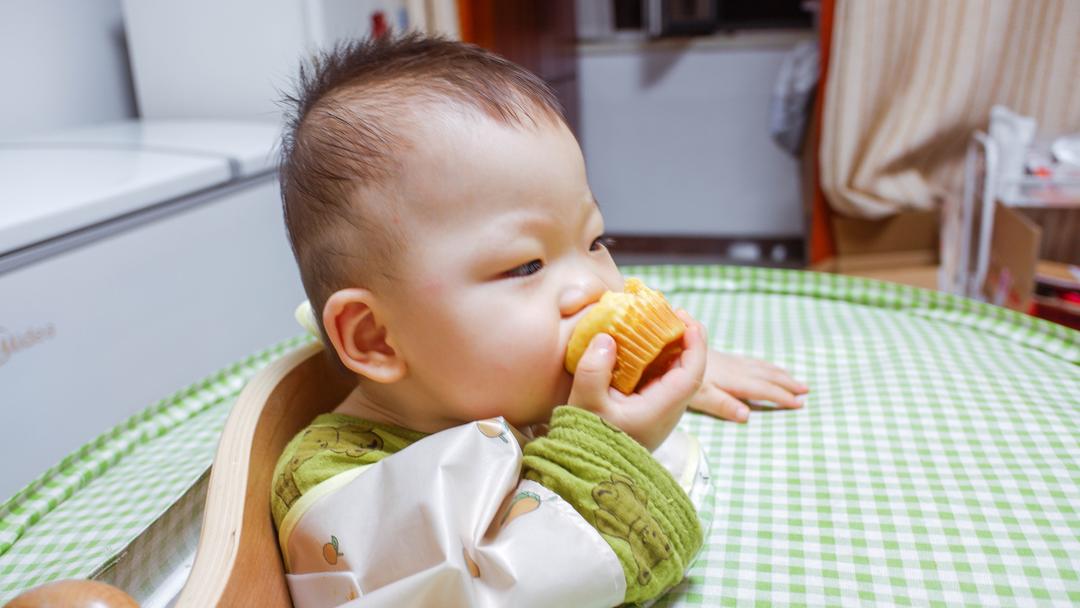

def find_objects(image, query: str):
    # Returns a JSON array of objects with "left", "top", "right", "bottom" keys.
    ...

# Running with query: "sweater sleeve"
[{"left": 522, "top": 406, "right": 703, "bottom": 604}]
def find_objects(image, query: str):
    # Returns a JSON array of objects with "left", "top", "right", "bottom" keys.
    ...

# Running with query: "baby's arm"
[
  {"left": 689, "top": 351, "right": 809, "bottom": 423},
  {"left": 522, "top": 406, "right": 703, "bottom": 604},
  {"left": 516, "top": 312, "right": 707, "bottom": 603}
]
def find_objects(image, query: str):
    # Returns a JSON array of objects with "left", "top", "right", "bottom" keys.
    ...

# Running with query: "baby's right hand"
[{"left": 567, "top": 311, "right": 707, "bottom": 451}]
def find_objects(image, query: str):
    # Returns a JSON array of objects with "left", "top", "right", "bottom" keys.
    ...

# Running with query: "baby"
[{"left": 272, "top": 33, "right": 807, "bottom": 607}]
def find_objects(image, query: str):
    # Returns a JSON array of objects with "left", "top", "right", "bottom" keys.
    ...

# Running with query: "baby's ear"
[{"left": 322, "top": 288, "right": 406, "bottom": 383}]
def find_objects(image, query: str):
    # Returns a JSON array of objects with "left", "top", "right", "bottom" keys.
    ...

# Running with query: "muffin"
[{"left": 565, "top": 278, "right": 686, "bottom": 394}]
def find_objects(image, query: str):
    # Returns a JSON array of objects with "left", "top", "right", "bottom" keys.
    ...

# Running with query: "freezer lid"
[
  {"left": 0, "top": 147, "right": 231, "bottom": 255},
  {"left": 4, "top": 119, "right": 281, "bottom": 178}
]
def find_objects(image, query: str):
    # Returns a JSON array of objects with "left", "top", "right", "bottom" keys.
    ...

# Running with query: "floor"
[
  {"left": 612, "top": 252, "right": 941, "bottom": 291},
  {"left": 837, "top": 265, "right": 940, "bottom": 291},
  {"left": 611, "top": 252, "right": 803, "bottom": 270}
]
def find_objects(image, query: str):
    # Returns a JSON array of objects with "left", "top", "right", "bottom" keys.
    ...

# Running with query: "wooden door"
[{"left": 459, "top": 0, "right": 580, "bottom": 135}]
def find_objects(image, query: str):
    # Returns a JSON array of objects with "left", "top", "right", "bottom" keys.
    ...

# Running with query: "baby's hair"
[{"left": 279, "top": 32, "right": 566, "bottom": 345}]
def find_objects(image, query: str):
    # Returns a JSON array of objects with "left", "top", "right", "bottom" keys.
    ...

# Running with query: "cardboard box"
[
  {"left": 829, "top": 210, "right": 939, "bottom": 270},
  {"left": 810, "top": 210, "right": 940, "bottom": 290},
  {"left": 983, "top": 202, "right": 1041, "bottom": 311}
]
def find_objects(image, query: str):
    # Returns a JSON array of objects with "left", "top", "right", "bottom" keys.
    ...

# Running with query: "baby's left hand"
[{"left": 688, "top": 351, "right": 809, "bottom": 423}]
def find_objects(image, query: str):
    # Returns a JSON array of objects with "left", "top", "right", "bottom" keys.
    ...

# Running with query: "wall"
[
  {"left": 0, "top": 0, "right": 136, "bottom": 137},
  {"left": 578, "top": 32, "right": 812, "bottom": 236}
]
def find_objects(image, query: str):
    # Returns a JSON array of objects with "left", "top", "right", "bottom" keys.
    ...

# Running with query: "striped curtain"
[{"left": 819, "top": 0, "right": 1080, "bottom": 219}]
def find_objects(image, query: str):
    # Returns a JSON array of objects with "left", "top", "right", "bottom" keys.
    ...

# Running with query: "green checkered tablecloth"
[{"left": 1, "top": 266, "right": 1077, "bottom": 606}]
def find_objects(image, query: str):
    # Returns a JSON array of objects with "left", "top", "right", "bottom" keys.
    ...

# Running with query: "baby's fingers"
[
  {"left": 743, "top": 377, "right": 803, "bottom": 409},
  {"left": 763, "top": 369, "right": 810, "bottom": 395},
  {"left": 680, "top": 319, "right": 708, "bottom": 380},
  {"left": 689, "top": 385, "right": 750, "bottom": 423},
  {"left": 643, "top": 321, "right": 707, "bottom": 405},
  {"left": 568, "top": 333, "right": 616, "bottom": 412},
  {"left": 738, "top": 356, "right": 809, "bottom": 395}
]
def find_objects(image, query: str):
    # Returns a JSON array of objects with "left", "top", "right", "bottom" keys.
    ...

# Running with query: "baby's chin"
[
  {"left": 553, "top": 368, "right": 574, "bottom": 406},
  {"left": 509, "top": 389, "right": 570, "bottom": 429},
  {"left": 502, "top": 362, "right": 573, "bottom": 428}
]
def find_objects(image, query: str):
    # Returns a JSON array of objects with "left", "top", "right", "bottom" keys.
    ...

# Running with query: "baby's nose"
[{"left": 559, "top": 276, "right": 608, "bottom": 318}]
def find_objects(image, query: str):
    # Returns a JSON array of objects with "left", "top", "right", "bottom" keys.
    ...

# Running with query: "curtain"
[{"left": 819, "top": 0, "right": 1080, "bottom": 219}]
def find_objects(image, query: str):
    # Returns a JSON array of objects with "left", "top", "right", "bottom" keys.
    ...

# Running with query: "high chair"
[{"left": 176, "top": 342, "right": 353, "bottom": 607}]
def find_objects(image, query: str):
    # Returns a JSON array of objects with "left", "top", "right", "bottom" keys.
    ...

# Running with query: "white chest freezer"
[
  {"left": 120, "top": 0, "right": 424, "bottom": 120},
  {"left": 0, "top": 120, "right": 306, "bottom": 500}
]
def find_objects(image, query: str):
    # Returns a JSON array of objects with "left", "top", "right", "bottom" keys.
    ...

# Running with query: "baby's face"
[{"left": 380, "top": 112, "right": 623, "bottom": 428}]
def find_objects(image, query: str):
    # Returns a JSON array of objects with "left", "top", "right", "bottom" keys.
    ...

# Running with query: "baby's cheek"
[
  {"left": 492, "top": 327, "right": 561, "bottom": 388},
  {"left": 458, "top": 330, "right": 528, "bottom": 386},
  {"left": 450, "top": 305, "right": 563, "bottom": 400}
]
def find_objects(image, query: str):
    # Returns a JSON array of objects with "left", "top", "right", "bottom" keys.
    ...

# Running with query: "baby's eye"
[
  {"left": 590, "top": 236, "right": 616, "bottom": 252},
  {"left": 503, "top": 259, "right": 544, "bottom": 278}
]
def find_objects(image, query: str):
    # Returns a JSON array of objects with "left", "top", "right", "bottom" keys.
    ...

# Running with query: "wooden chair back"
[{"left": 176, "top": 343, "right": 353, "bottom": 607}]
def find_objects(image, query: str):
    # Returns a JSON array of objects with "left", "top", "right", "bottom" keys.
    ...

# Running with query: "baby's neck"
[{"left": 332, "top": 381, "right": 459, "bottom": 434}]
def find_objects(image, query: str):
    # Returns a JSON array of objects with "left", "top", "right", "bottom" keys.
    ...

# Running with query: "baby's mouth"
[
  {"left": 562, "top": 303, "right": 597, "bottom": 355},
  {"left": 568, "top": 302, "right": 596, "bottom": 326}
]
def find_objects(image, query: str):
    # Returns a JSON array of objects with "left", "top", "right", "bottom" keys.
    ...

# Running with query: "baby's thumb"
[{"left": 568, "top": 333, "right": 616, "bottom": 410}]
